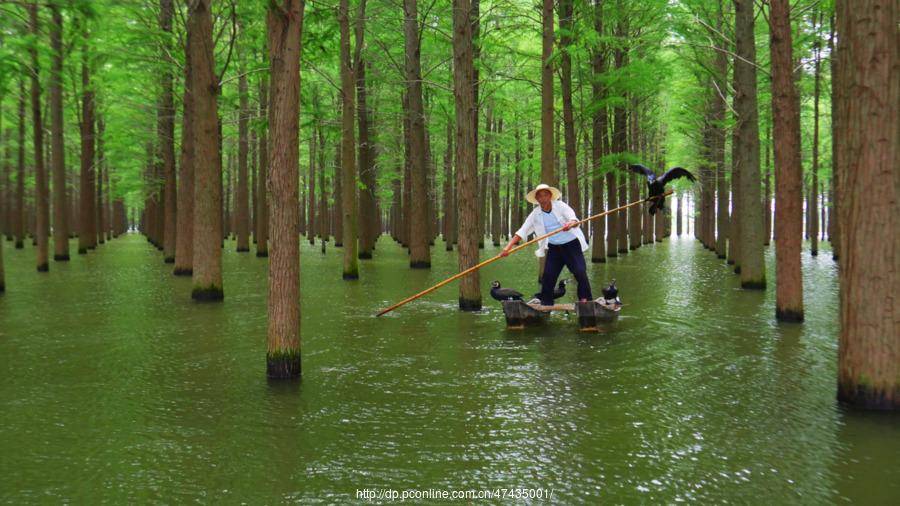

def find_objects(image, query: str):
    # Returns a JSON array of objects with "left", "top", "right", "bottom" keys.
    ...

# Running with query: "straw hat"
[{"left": 525, "top": 183, "right": 562, "bottom": 205}]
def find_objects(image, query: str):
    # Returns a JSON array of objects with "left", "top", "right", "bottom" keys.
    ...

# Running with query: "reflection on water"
[{"left": 0, "top": 234, "right": 897, "bottom": 503}]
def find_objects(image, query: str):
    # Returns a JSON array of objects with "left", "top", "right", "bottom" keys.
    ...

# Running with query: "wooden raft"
[
  {"left": 575, "top": 300, "right": 621, "bottom": 331},
  {"left": 501, "top": 299, "right": 621, "bottom": 331}
]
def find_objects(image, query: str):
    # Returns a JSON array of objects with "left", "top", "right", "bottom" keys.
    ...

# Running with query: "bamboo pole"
[{"left": 375, "top": 190, "right": 673, "bottom": 317}]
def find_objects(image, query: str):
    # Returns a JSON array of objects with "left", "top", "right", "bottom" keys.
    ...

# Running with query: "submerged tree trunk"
[
  {"left": 78, "top": 25, "right": 96, "bottom": 256},
  {"left": 453, "top": 0, "right": 481, "bottom": 310},
  {"left": 174, "top": 21, "right": 195, "bottom": 276},
  {"left": 810, "top": 12, "right": 822, "bottom": 256},
  {"left": 189, "top": 0, "right": 223, "bottom": 301},
  {"left": 559, "top": 0, "right": 579, "bottom": 217},
  {"left": 50, "top": 4, "right": 68, "bottom": 261},
  {"left": 266, "top": 0, "right": 305, "bottom": 379},
  {"left": 769, "top": 0, "right": 804, "bottom": 321},
  {"left": 256, "top": 76, "right": 269, "bottom": 257},
  {"left": 29, "top": 4, "right": 49, "bottom": 271},
  {"left": 733, "top": 0, "right": 765, "bottom": 288},
  {"left": 14, "top": 80, "right": 24, "bottom": 249},
  {"left": 339, "top": 0, "right": 359, "bottom": 278},
  {"left": 356, "top": 16, "right": 376, "bottom": 259},
  {"left": 160, "top": 0, "right": 177, "bottom": 262},
  {"left": 835, "top": 0, "right": 898, "bottom": 410},
  {"left": 405, "top": 0, "right": 430, "bottom": 268},
  {"left": 235, "top": 65, "right": 250, "bottom": 252},
  {"left": 540, "top": 0, "right": 555, "bottom": 185}
]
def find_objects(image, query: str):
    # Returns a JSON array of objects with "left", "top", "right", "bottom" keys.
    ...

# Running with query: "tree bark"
[
  {"left": 338, "top": 0, "right": 358, "bottom": 277},
  {"left": 160, "top": 0, "right": 177, "bottom": 262},
  {"left": 491, "top": 118, "right": 502, "bottom": 246},
  {"left": 713, "top": 4, "right": 728, "bottom": 259},
  {"left": 235, "top": 63, "right": 250, "bottom": 252},
  {"left": 828, "top": 15, "right": 840, "bottom": 260},
  {"left": 189, "top": 0, "right": 223, "bottom": 301},
  {"left": 810, "top": 11, "right": 822, "bottom": 256},
  {"left": 835, "top": 0, "right": 898, "bottom": 409},
  {"left": 256, "top": 75, "right": 269, "bottom": 257},
  {"left": 49, "top": 4, "right": 68, "bottom": 261},
  {"left": 357, "top": 40, "right": 376, "bottom": 258},
  {"left": 559, "top": 0, "right": 579, "bottom": 217},
  {"left": 14, "top": 80, "right": 25, "bottom": 249},
  {"left": 453, "top": 0, "right": 481, "bottom": 310},
  {"left": 540, "top": 0, "right": 555, "bottom": 185},
  {"left": 78, "top": 24, "right": 96, "bottom": 255},
  {"left": 404, "top": 0, "right": 430, "bottom": 268},
  {"left": 733, "top": 0, "right": 765, "bottom": 287},
  {"left": 29, "top": 3, "right": 49, "bottom": 271},
  {"left": 266, "top": 0, "right": 305, "bottom": 378},
  {"left": 769, "top": 0, "right": 804, "bottom": 320},
  {"left": 174, "top": 18, "right": 195, "bottom": 276}
]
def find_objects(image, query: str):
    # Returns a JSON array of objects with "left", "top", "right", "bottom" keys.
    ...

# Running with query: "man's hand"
[
  {"left": 562, "top": 220, "right": 578, "bottom": 231},
  {"left": 499, "top": 247, "right": 511, "bottom": 257}
]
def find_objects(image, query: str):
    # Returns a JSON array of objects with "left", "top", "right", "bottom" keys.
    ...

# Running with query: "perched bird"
[
  {"left": 490, "top": 281, "right": 524, "bottom": 301},
  {"left": 533, "top": 279, "right": 568, "bottom": 302},
  {"left": 629, "top": 164, "right": 696, "bottom": 215},
  {"left": 601, "top": 279, "right": 619, "bottom": 302}
]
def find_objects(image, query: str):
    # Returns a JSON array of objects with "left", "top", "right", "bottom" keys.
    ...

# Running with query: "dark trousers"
[{"left": 540, "top": 238, "right": 592, "bottom": 305}]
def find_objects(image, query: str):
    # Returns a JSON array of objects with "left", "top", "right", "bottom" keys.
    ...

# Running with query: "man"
[{"left": 501, "top": 183, "right": 592, "bottom": 305}]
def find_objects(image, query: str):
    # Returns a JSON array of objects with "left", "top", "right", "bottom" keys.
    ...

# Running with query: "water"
[{"left": 1, "top": 234, "right": 897, "bottom": 503}]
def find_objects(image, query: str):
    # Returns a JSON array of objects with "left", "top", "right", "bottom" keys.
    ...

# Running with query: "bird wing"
[
  {"left": 659, "top": 167, "right": 696, "bottom": 184},
  {"left": 629, "top": 164, "right": 656, "bottom": 181}
]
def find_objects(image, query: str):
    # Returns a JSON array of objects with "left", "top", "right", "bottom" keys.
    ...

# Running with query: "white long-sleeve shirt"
[{"left": 513, "top": 200, "right": 590, "bottom": 257}]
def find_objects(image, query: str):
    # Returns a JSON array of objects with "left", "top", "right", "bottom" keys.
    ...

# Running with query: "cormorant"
[
  {"left": 490, "top": 281, "right": 524, "bottom": 301},
  {"left": 629, "top": 164, "right": 696, "bottom": 215}
]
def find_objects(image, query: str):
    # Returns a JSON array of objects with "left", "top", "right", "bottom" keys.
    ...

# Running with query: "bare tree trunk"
[
  {"left": 96, "top": 116, "right": 106, "bottom": 245},
  {"left": 404, "top": 0, "right": 429, "bottom": 268},
  {"left": 491, "top": 118, "right": 502, "bottom": 246},
  {"left": 628, "top": 105, "right": 640, "bottom": 250},
  {"left": 442, "top": 120, "right": 454, "bottom": 250},
  {"left": 307, "top": 104, "right": 316, "bottom": 245},
  {"left": 266, "top": 0, "right": 305, "bottom": 379},
  {"left": 14, "top": 80, "right": 25, "bottom": 249},
  {"left": 769, "top": 0, "right": 804, "bottom": 321},
  {"left": 256, "top": 75, "right": 269, "bottom": 257},
  {"left": 159, "top": 0, "right": 177, "bottom": 262},
  {"left": 714, "top": 4, "right": 728, "bottom": 259},
  {"left": 78, "top": 24, "right": 96, "bottom": 256},
  {"left": 540, "top": 0, "right": 555, "bottom": 185},
  {"left": 189, "top": 0, "right": 223, "bottom": 301},
  {"left": 235, "top": 62, "right": 250, "bottom": 252},
  {"left": 559, "top": 0, "right": 579, "bottom": 217},
  {"left": 29, "top": 4, "right": 49, "bottom": 271},
  {"left": 835, "top": 0, "right": 898, "bottom": 410},
  {"left": 356, "top": 14, "right": 376, "bottom": 259},
  {"left": 733, "top": 0, "right": 765, "bottom": 288},
  {"left": 49, "top": 4, "right": 68, "bottom": 261},
  {"left": 339, "top": 1, "right": 358, "bottom": 277},
  {"left": 764, "top": 122, "right": 772, "bottom": 246},
  {"left": 810, "top": 11, "right": 822, "bottom": 256},
  {"left": 174, "top": 21, "right": 195, "bottom": 276},
  {"left": 828, "top": 15, "right": 840, "bottom": 260},
  {"left": 454, "top": 0, "right": 481, "bottom": 310}
]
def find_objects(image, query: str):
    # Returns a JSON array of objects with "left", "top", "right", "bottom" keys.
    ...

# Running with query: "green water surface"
[{"left": 0, "top": 234, "right": 897, "bottom": 504}]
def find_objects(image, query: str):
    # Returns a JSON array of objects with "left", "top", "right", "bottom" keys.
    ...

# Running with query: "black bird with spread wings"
[{"left": 629, "top": 164, "right": 696, "bottom": 215}]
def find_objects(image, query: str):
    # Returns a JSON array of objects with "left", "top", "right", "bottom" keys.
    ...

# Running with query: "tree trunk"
[
  {"left": 256, "top": 75, "right": 269, "bottom": 257},
  {"left": 769, "top": 0, "right": 804, "bottom": 321},
  {"left": 49, "top": 5, "right": 68, "bottom": 261},
  {"left": 733, "top": 0, "right": 765, "bottom": 288},
  {"left": 828, "top": 15, "right": 840, "bottom": 260},
  {"left": 357, "top": 37, "right": 376, "bottom": 258},
  {"left": 189, "top": 0, "right": 223, "bottom": 301},
  {"left": 559, "top": 0, "right": 579, "bottom": 217},
  {"left": 764, "top": 122, "right": 772, "bottom": 245},
  {"left": 453, "top": 0, "right": 481, "bottom": 310},
  {"left": 810, "top": 12, "right": 822, "bottom": 256},
  {"left": 29, "top": 4, "right": 49, "bottom": 271},
  {"left": 307, "top": 104, "right": 316, "bottom": 245},
  {"left": 14, "top": 80, "right": 25, "bottom": 249},
  {"left": 338, "top": 0, "right": 358, "bottom": 277},
  {"left": 159, "top": 0, "right": 177, "bottom": 262},
  {"left": 835, "top": 0, "right": 898, "bottom": 410},
  {"left": 442, "top": 121, "right": 454, "bottom": 250},
  {"left": 404, "top": 0, "right": 430, "bottom": 268},
  {"left": 491, "top": 118, "right": 503, "bottom": 246},
  {"left": 540, "top": 0, "right": 555, "bottom": 185},
  {"left": 174, "top": 20, "right": 195, "bottom": 276},
  {"left": 266, "top": 0, "right": 305, "bottom": 379},
  {"left": 713, "top": 5, "right": 728, "bottom": 259},
  {"left": 96, "top": 116, "right": 105, "bottom": 245},
  {"left": 235, "top": 64, "right": 250, "bottom": 252},
  {"left": 78, "top": 24, "right": 97, "bottom": 256}
]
